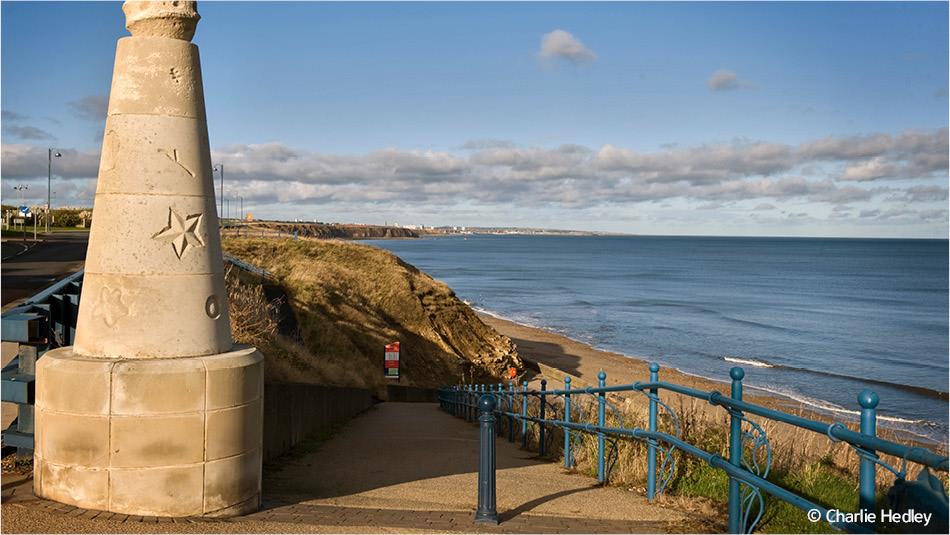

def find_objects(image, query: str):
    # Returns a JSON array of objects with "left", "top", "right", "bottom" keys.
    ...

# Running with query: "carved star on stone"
[{"left": 152, "top": 207, "right": 204, "bottom": 259}]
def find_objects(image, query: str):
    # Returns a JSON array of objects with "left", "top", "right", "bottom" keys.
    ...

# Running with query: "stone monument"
[{"left": 33, "top": 0, "right": 263, "bottom": 517}]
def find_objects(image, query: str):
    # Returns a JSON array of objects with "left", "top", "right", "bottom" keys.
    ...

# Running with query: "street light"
[
  {"left": 13, "top": 184, "right": 30, "bottom": 241},
  {"left": 239, "top": 196, "right": 244, "bottom": 221},
  {"left": 213, "top": 164, "right": 224, "bottom": 220},
  {"left": 48, "top": 148, "right": 61, "bottom": 233},
  {"left": 13, "top": 184, "right": 29, "bottom": 205}
]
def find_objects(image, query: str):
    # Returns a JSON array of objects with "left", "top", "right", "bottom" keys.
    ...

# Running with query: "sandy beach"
[
  {"left": 478, "top": 312, "right": 942, "bottom": 451},
  {"left": 481, "top": 312, "right": 780, "bottom": 407}
]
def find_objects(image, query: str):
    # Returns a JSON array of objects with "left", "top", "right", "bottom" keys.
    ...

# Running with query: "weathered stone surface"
[
  {"left": 82, "top": 194, "right": 221, "bottom": 274},
  {"left": 111, "top": 358, "right": 206, "bottom": 414},
  {"left": 203, "top": 449, "right": 261, "bottom": 514},
  {"left": 35, "top": 354, "right": 114, "bottom": 415},
  {"left": 205, "top": 347, "right": 263, "bottom": 409},
  {"left": 37, "top": 411, "right": 111, "bottom": 467},
  {"left": 73, "top": 1, "right": 227, "bottom": 360},
  {"left": 35, "top": 459, "right": 110, "bottom": 512},
  {"left": 109, "top": 465, "right": 204, "bottom": 516},
  {"left": 96, "top": 115, "right": 213, "bottom": 196},
  {"left": 110, "top": 413, "right": 205, "bottom": 467},
  {"left": 107, "top": 36, "right": 206, "bottom": 119},
  {"left": 124, "top": 0, "right": 200, "bottom": 41},
  {"left": 34, "top": 347, "right": 264, "bottom": 517},
  {"left": 74, "top": 274, "right": 230, "bottom": 359},
  {"left": 35, "top": 0, "right": 263, "bottom": 518},
  {"left": 206, "top": 400, "right": 262, "bottom": 460}
]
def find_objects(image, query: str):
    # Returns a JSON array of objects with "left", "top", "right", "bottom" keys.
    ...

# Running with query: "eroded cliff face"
[{"left": 223, "top": 237, "right": 522, "bottom": 393}]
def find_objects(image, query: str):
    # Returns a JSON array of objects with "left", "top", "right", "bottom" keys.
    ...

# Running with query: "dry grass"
[
  {"left": 222, "top": 236, "right": 522, "bottom": 396},
  {"left": 225, "top": 264, "right": 280, "bottom": 347},
  {"left": 493, "top": 385, "right": 947, "bottom": 532}
]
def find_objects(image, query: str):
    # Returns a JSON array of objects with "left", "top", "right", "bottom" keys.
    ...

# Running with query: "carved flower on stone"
[{"left": 91, "top": 286, "right": 130, "bottom": 327}]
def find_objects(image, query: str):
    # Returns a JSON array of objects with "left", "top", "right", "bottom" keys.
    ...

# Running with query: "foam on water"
[{"left": 724, "top": 356, "right": 775, "bottom": 368}]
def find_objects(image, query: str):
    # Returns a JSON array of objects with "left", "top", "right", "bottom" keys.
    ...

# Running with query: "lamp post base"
[{"left": 474, "top": 512, "right": 500, "bottom": 525}]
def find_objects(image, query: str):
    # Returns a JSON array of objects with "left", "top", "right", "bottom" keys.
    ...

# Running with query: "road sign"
[
  {"left": 384, "top": 341, "right": 400, "bottom": 380},
  {"left": 19, "top": 206, "right": 30, "bottom": 217}
]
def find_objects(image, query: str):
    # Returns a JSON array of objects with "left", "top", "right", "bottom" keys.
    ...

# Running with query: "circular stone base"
[{"left": 33, "top": 345, "right": 263, "bottom": 517}]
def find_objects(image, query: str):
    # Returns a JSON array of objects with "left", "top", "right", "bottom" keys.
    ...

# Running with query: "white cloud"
[
  {"left": 707, "top": 69, "right": 742, "bottom": 91},
  {"left": 538, "top": 30, "right": 596, "bottom": 64},
  {"left": 2, "top": 129, "right": 945, "bottom": 227},
  {"left": 1, "top": 144, "right": 100, "bottom": 179},
  {"left": 839, "top": 157, "right": 897, "bottom": 181}
]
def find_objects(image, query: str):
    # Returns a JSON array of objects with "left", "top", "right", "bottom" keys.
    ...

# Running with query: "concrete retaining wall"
[{"left": 263, "top": 382, "right": 373, "bottom": 461}]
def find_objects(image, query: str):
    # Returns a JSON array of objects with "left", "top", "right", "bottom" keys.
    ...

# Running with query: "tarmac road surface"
[{"left": 1, "top": 231, "right": 88, "bottom": 308}]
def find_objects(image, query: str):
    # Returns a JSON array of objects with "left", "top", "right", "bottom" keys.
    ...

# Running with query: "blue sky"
[{"left": 2, "top": 1, "right": 948, "bottom": 237}]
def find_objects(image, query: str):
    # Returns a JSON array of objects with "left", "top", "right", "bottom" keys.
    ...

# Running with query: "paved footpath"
[{"left": 2, "top": 402, "right": 704, "bottom": 533}]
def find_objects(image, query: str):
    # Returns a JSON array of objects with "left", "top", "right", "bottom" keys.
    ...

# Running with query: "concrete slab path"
[{"left": 2, "top": 402, "right": 704, "bottom": 533}]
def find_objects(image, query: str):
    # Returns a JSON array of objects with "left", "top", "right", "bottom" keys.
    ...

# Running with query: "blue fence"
[
  {"left": 0, "top": 255, "right": 272, "bottom": 456},
  {"left": 438, "top": 366, "right": 948, "bottom": 533}
]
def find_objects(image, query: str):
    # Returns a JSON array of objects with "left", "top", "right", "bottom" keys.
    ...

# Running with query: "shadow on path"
[{"left": 498, "top": 485, "right": 600, "bottom": 522}]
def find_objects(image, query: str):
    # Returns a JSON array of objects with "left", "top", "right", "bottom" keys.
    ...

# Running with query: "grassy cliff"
[{"left": 222, "top": 236, "right": 522, "bottom": 395}]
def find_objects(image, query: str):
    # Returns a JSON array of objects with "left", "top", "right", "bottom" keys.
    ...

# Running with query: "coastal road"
[{"left": 1, "top": 232, "right": 88, "bottom": 308}]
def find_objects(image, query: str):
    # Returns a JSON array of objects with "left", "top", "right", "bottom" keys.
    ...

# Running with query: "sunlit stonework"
[{"left": 152, "top": 207, "right": 204, "bottom": 259}]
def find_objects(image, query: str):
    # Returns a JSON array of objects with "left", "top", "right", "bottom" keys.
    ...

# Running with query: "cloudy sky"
[{"left": 2, "top": 1, "right": 947, "bottom": 237}]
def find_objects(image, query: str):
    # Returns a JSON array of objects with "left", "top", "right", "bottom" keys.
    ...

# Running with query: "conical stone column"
[{"left": 34, "top": 0, "right": 263, "bottom": 517}]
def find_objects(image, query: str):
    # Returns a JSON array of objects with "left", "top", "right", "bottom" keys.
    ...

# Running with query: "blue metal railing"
[
  {"left": 1, "top": 255, "right": 271, "bottom": 455},
  {"left": 438, "top": 365, "right": 949, "bottom": 533}
]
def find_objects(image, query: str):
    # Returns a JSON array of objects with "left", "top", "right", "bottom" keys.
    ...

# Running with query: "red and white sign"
[{"left": 384, "top": 341, "right": 400, "bottom": 380}]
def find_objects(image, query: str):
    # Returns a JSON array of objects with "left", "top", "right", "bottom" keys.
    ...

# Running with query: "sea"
[{"left": 365, "top": 235, "right": 949, "bottom": 442}]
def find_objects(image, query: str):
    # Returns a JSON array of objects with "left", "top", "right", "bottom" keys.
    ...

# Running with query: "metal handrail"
[
  {"left": 438, "top": 364, "right": 948, "bottom": 533},
  {"left": 1, "top": 256, "right": 270, "bottom": 455},
  {"left": 512, "top": 380, "right": 947, "bottom": 472}
]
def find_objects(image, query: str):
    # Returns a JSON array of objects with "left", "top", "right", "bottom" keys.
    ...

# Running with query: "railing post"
[
  {"left": 858, "top": 390, "right": 879, "bottom": 515},
  {"left": 497, "top": 383, "right": 503, "bottom": 436},
  {"left": 597, "top": 370, "right": 606, "bottom": 483},
  {"left": 521, "top": 381, "right": 528, "bottom": 449},
  {"left": 563, "top": 376, "right": 572, "bottom": 469},
  {"left": 466, "top": 385, "right": 473, "bottom": 422},
  {"left": 472, "top": 385, "right": 478, "bottom": 422},
  {"left": 728, "top": 367, "right": 745, "bottom": 534},
  {"left": 474, "top": 394, "right": 499, "bottom": 525},
  {"left": 480, "top": 384, "right": 486, "bottom": 422},
  {"left": 539, "top": 379, "right": 547, "bottom": 456},
  {"left": 16, "top": 345, "right": 38, "bottom": 459},
  {"left": 508, "top": 381, "right": 514, "bottom": 442},
  {"left": 647, "top": 362, "right": 659, "bottom": 501}
]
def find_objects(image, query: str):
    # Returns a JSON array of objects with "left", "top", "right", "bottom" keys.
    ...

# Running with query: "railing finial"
[
  {"left": 730, "top": 366, "right": 745, "bottom": 381},
  {"left": 858, "top": 389, "right": 879, "bottom": 409}
]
